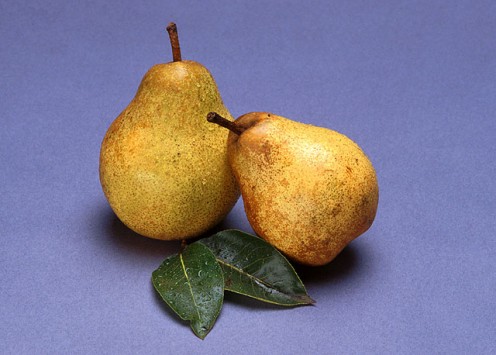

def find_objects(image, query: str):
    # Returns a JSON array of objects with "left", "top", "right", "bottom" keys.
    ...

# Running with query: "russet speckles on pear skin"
[
  {"left": 99, "top": 24, "right": 239, "bottom": 240},
  {"left": 208, "top": 112, "right": 379, "bottom": 266}
]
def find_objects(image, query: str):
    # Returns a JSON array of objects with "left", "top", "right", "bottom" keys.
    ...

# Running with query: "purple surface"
[{"left": 1, "top": 0, "right": 495, "bottom": 353}]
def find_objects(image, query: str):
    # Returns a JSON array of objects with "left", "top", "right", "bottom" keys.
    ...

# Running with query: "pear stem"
[
  {"left": 166, "top": 22, "right": 182, "bottom": 62},
  {"left": 207, "top": 112, "right": 245, "bottom": 135}
]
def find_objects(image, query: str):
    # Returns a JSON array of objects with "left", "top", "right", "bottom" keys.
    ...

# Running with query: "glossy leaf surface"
[
  {"left": 152, "top": 243, "right": 224, "bottom": 339},
  {"left": 200, "top": 230, "right": 314, "bottom": 306}
]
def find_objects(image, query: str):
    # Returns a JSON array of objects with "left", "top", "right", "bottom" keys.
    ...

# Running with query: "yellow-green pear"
[
  {"left": 99, "top": 24, "right": 239, "bottom": 240},
  {"left": 207, "top": 112, "right": 379, "bottom": 266}
]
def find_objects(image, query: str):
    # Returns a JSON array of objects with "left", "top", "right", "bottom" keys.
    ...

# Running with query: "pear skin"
[
  {"left": 99, "top": 24, "right": 239, "bottom": 240},
  {"left": 208, "top": 112, "right": 379, "bottom": 266}
]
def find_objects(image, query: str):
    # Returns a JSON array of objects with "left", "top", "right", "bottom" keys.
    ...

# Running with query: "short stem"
[
  {"left": 180, "top": 239, "right": 187, "bottom": 253},
  {"left": 207, "top": 112, "right": 244, "bottom": 135},
  {"left": 166, "top": 22, "right": 182, "bottom": 62}
]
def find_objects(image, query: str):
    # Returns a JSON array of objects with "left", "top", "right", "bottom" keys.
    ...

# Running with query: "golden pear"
[
  {"left": 99, "top": 24, "right": 239, "bottom": 240},
  {"left": 208, "top": 112, "right": 379, "bottom": 266}
]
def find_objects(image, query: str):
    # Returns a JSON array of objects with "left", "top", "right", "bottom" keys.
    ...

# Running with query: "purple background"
[{"left": 1, "top": 1, "right": 495, "bottom": 353}]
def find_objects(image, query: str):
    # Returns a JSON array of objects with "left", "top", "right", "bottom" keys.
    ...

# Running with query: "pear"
[
  {"left": 207, "top": 112, "right": 379, "bottom": 266},
  {"left": 99, "top": 23, "right": 239, "bottom": 240}
]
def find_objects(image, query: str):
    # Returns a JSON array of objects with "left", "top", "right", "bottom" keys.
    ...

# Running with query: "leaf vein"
[
  {"left": 179, "top": 252, "right": 202, "bottom": 323},
  {"left": 217, "top": 258, "right": 286, "bottom": 295}
]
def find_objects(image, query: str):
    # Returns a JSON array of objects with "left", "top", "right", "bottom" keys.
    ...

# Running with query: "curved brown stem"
[
  {"left": 166, "top": 22, "right": 182, "bottom": 62},
  {"left": 207, "top": 112, "right": 245, "bottom": 135}
]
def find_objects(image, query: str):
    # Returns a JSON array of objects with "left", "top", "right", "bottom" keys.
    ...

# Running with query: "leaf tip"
[
  {"left": 298, "top": 294, "right": 316, "bottom": 305},
  {"left": 192, "top": 326, "right": 210, "bottom": 340}
]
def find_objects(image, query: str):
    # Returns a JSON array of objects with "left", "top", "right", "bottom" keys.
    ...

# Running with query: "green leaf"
[
  {"left": 152, "top": 243, "right": 224, "bottom": 339},
  {"left": 200, "top": 230, "right": 314, "bottom": 306}
]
